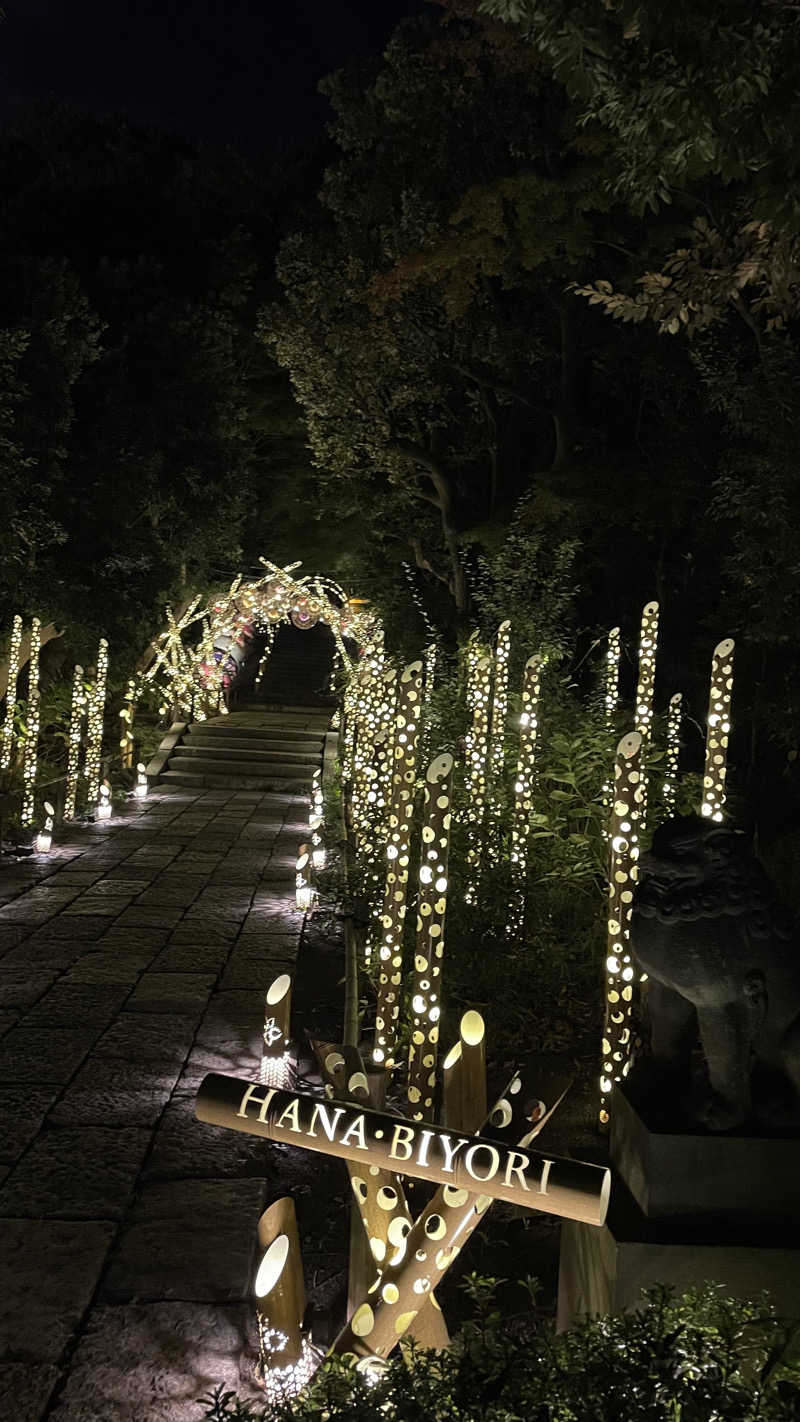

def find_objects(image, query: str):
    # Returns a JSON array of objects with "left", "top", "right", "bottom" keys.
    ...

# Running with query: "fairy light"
[
  {"left": 407, "top": 752, "right": 454, "bottom": 1121},
  {"left": 634, "top": 601, "right": 659, "bottom": 828},
  {"left": 663, "top": 692, "right": 682, "bottom": 814},
  {"left": 63, "top": 665, "right": 85, "bottom": 822},
  {"left": 701, "top": 638, "right": 735, "bottom": 822},
  {"left": 599, "top": 731, "right": 643, "bottom": 1130},
  {"left": 487, "top": 620, "right": 511, "bottom": 860},
  {"left": 84, "top": 637, "right": 108, "bottom": 807},
  {"left": 21, "top": 618, "right": 41, "bottom": 825},
  {"left": 372, "top": 660, "right": 423, "bottom": 1068},
  {"left": 1, "top": 614, "right": 22, "bottom": 769},
  {"left": 464, "top": 653, "right": 493, "bottom": 903},
  {"left": 507, "top": 654, "right": 545, "bottom": 935}
]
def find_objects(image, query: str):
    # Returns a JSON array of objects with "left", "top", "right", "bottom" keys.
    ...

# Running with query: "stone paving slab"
[
  {"left": 123, "top": 971, "right": 216, "bottom": 1016},
  {"left": 48, "top": 1303, "right": 261, "bottom": 1422},
  {"left": 21, "top": 983, "right": 130, "bottom": 1028},
  {"left": 0, "top": 1026, "right": 102, "bottom": 1084},
  {"left": 92, "top": 1013, "right": 200, "bottom": 1064},
  {"left": 1, "top": 1219, "right": 116, "bottom": 1361},
  {"left": 102, "top": 1179, "right": 267, "bottom": 1302},
  {"left": 0, "top": 1127, "right": 151, "bottom": 1220},
  {"left": 0, "top": 1086, "right": 61, "bottom": 1164},
  {"left": 0, "top": 1364, "right": 61, "bottom": 1422},
  {"left": 49, "top": 1060, "right": 180, "bottom": 1128}
]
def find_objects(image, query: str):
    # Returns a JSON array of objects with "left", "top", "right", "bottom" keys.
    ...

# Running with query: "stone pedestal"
[{"left": 558, "top": 1085, "right": 800, "bottom": 1328}]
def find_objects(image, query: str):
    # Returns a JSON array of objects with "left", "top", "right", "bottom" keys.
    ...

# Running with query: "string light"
[
  {"left": 407, "top": 752, "right": 453, "bottom": 1121},
  {"left": 21, "top": 618, "right": 41, "bottom": 826},
  {"left": 599, "top": 731, "right": 643, "bottom": 1130},
  {"left": 507, "top": 654, "right": 545, "bottom": 935},
  {"left": 372, "top": 660, "right": 423, "bottom": 1067},
  {"left": 1, "top": 614, "right": 22, "bottom": 769},
  {"left": 63, "top": 664, "right": 85, "bottom": 822},
  {"left": 663, "top": 692, "right": 682, "bottom": 814},
  {"left": 701, "top": 638, "right": 735, "bottom": 822}
]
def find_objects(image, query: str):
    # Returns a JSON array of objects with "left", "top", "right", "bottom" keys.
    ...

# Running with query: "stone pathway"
[{"left": 0, "top": 775, "right": 314, "bottom": 1420}]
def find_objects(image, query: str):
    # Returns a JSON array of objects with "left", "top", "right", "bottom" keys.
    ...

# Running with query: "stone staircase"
[{"left": 156, "top": 705, "right": 332, "bottom": 792}]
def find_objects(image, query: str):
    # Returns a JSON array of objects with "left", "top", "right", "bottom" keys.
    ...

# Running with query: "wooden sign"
[{"left": 195, "top": 1075, "right": 610, "bottom": 1227}]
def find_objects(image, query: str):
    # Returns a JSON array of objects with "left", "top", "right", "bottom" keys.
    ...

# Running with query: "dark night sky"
[{"left": 0, "top": 0, "right": 429, "bottom": 149}]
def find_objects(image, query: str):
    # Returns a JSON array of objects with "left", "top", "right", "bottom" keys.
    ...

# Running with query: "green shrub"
[{"left": 200, "top": 1281, "right": 800, "bottom": 1421}]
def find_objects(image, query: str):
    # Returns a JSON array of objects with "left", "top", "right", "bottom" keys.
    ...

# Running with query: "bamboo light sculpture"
[
  {"left": 260, "top": 973, "right": 293, "bottom": 1089},
  {"left": 464, "top": 653, "right": 493, "bottom": 902},
  {"left": 295, "top": 845, "right": 313, "bottom": 912},
  {"left": 372, "top": 660, "right": 423, "bottom": 1068},
  {"left": 701, "top": 638, "right": 735, "bottom": 823},
  {"left": 134, "top": 762, "right": 148, "bottom": 800},
  {"left": 441, "top": 1010, "right": 487, "bottom": 1133},
  {"left": 35, "top": 799, "right": 55, "bottom": 854},
  {"left": 507, "top": 653, "right": 545, "bottom": 934},
  {"left": 329, "top": 1076, "right": 576, "bottom": 1362},
  {"left": 605, "top": 626, "right": 621, "bottom": 727},
  {"left": 254, "top": 1197, "right": 316, "bottom": 1403},
  {"left": 634, "top": 601, "right": 659, "bottom": 827},
  {"left": 84, "top": 637, "right": 109, "bottom": 807},
  {"left": 351, "top": 636, "right": 385, "bottom": 849},
  {"left": 1, "top": 613, "right": 22, "bottom": 769},
  {"left": 363, "top": 670, "right": 398, "bottom": 968},
  {"left": 599, "top": 731, "right": 644, "bottom": 1130},
  {"left": 406, "top": 752, "right": 454, "bottom": 1121},
  {"left": 63, "top": 665, "right": 85, "bottom": 822},
  {"left": 21, "top": 617, "right": 41, "bottom": 826},
  {"left": 313, "top": 1039, "right": 450, "bottom": 1348},
  {"left": 487, "top": 619, "right": 511, "bottom": 861},
  {"left": 663, "top": 691, "right": 683, "bottom": 815}
]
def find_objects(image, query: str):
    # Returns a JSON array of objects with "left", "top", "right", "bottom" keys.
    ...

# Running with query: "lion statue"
[{"left": 632, "top": 815, "right": 800, "bottom": 1132}]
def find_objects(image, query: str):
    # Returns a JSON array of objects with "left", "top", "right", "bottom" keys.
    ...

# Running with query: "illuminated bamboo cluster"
[
  {"left": 350, "top": 635, "right": 386, "bottom": 848},
  {"left": 406, "top": 753, "right": 454, "bottom": 1121},
  {"left": 63, "top": 664, "right": 85, "bottom": 822},
  {"left": 599, "top": 731, "right": 643, "bottom": 1129},
  {"left": 1, "top": 613, "right": 22, "bottom": 769},
  {"left": 634, "top": 601, "right": 659, "bottom": 827},
  {"left": 663, "top": 691, "right": 682, "bottom": 815},
  {"left": 487, "top": 620, "right": 511, "bottom": 861},
  {"left": 330, "top": 1072, "right": 566, "bottom": 1362},
  {"left": 464, "top": 653, "right": 493, "bottom": 902},
  {"left": 507, "top": 654, "right": 545, "bottom": 935},
  {"left": 372, "top": 661, "right": 423, "bottom": 1067},
  {"left": 701, "top": 638, "right": 735, "bottom": 823},
  {"left": 83, "top": 637, "right": 109, "bottom": 807},
  {"left": 20, "top": 618, "right": 41, "bottom": 825}
]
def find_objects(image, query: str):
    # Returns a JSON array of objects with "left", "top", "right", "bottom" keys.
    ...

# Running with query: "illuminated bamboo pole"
[
  {"left": 313, "top": 1039, "right": 450, "bottom": 1348},
  {"left": 35, "top": 798, "right": 55, "bottom": 854},
  {"left": 464, "top": 653, "right": 493, "bottom": 903},
  {"left": 1, "top": 614, "right": 22, "bottom": 769},
  {"left": 634, "top": 601, "right": 659, "bottom": 827},
  {"left": 662, "top": 691, "right": 682, "bottom": 815},
  {"left": 487, "top": 619, "right": 511, "bottom": 861},
  {"left": 63, "top": 665, "right": 85, "bottom": 822},
  {"left": 295, "top": 845, "right": 313, "bottom": 912},
  {"left": 507, "top": 653, "right": 545, "bottom": 935},
  {"left": 701, "top": 638, "right": 735, "bottom": 823},
  {"left": 84, "top": 637, "right": 108, "bottom": 807},
  {"left": 21, "top": 618, "right": 41, "bottom": 825},
  {"left": 441, "top": 1010, "right": 487, "bottom": 1133},
  {"left": 406, "top": 753, "right": 454, "bottom": 1121},
  {"left": 260, "top": 973, "right": 293, "bottom": 1089},
  {"left": 599, "top": 731, "right": 643, "bottom": 1131},
  {"left": 364, "top": 669, "right": 398, "bottom": 968},
  {"left": 119, "top": 677, "right": 136, "bottom": 770},
  {"left": 372, "top": 660, "right": 423, "bottom": 1068},
  {"left": 605, "top": 626, "right": 621, "bottom": 727},
  {"left": 330, "top": 1075, "right": 573, "bottom": 1362},
  {"left": 254, "top": 1198, "right": 316, "bottom": 1403}
]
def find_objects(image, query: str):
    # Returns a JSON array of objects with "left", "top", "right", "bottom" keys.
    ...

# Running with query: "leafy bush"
[{"left": 200, "top": 1281, "right": 800, "bottom": 1422}]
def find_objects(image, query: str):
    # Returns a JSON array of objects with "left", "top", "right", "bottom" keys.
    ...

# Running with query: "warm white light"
[
  {"left": 255, "top": 1235, "right": 289, "bottom": 1298},
  {"left": 35, "top": 830, "right": 52, "bottom": 854},
  {"left": 312, "top": 846, "right": 326, "bottom": 870},
  {"left": 133, "top": 762, "right": 148, "bottom": 799}
]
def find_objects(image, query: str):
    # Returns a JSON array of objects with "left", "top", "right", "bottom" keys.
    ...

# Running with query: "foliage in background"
[{"left": 201, "top": 1280, "right": 800, "bottom": 1421}]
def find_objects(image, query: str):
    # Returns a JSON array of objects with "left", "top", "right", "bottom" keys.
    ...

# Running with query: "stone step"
[
  {"left": 169, "top": 754, "right": 316, "bottom": 783},
  {"left": 160, "top": 768, "right": 312, "bottom": 791},
  {"left": 199, "top": 717, "right": 330, "bottom": 737},
  {"left": 178, "top": 741, "right": 320, "bottom": 764}
]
